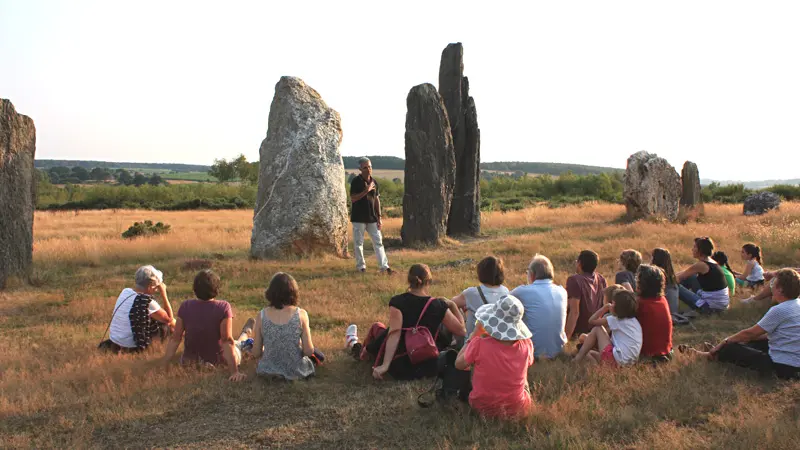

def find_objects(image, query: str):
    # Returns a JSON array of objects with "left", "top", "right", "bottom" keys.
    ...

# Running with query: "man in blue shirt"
[{"left": 511, "top": 254, "right": 568, "bottom": 359}]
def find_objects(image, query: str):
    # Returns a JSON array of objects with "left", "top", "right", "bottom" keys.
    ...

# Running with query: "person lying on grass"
[
  {"left": 681, "top": 268, "right": 800, "bottom": 380},
  {"left": 573, "top": 289, "right": 642, "bottom": 366},
  {"left": 103, "top": 265, "right": 175, "bottom": 353},
  {"left": 162, "top": 269, "right": 251, "bottom": 382},
  {"left": 345, "top": 264, "right": 466, "bottom": 381},
  {"left": 455, "top": 295, "right": 534, "bottom": 418},
  {"left": 251, "top": 272, "right": 323, "bottom": 381}
]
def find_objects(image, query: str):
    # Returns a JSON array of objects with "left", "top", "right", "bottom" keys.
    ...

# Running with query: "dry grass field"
[{"left": 2, "top": 203, "right": 800, "bottom": 449}]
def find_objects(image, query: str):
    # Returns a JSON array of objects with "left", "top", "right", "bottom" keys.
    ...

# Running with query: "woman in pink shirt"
[{"left": 455, "top": 295, "right": 534, "bottom": 418}]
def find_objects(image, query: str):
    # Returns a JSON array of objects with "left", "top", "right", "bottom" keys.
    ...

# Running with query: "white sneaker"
[
  {"left": 741, "top": 297, "right": 755, "bottom": 305},
  {"left": 345, "top": 324, "right": 359, "bottom": 349}
]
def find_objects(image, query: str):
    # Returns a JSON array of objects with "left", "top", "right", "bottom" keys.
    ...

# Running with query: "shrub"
[{"left": 121, "top": 220, "right": 172, "bottom": 239}]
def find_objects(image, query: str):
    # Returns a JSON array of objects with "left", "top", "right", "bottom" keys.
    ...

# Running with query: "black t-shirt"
[
  {"left": 385, "top": 293, "right": 449, "bottom": 380},
  {"left": 698, "top": 261, "right": 728, "bottom": 292},
  {"left": 350, "top": 175, "right": 379, "bottom": 223}
]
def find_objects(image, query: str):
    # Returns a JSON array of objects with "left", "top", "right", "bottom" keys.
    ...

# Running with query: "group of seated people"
[{"left": 102, "top": 236, "right": 800, "bottom": 419}]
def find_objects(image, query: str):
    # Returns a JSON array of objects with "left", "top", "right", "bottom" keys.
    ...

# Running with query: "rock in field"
[
  {"left": 743, "top": 191, "right": 781, "bottom": 216},
  {"left": 250, "top": 77, "right": 349, "bottom": 259},
  {"left": 440, "top": 43, "right": 481, "bottom": 236},
  {"left": 402, "top": 84, "right": 456, "bottom": 247},
  {"left": 0, "top": 99, "right": 36, "bottom": 289},
  {"left": 680, "top": 161, "right": 702, "bottom": 207},
  {"left": 623, "top": 151, "right": 681, "bottom": 221}
]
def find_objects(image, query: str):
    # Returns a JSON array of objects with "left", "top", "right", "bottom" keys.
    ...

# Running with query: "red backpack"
[{"left": 375, "top": 297, "right": 440, "bottom": 367}]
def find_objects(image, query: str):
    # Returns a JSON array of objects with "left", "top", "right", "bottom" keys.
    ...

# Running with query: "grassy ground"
[{"left": 2, "top": 204, "right": 800, "bottom": 448}]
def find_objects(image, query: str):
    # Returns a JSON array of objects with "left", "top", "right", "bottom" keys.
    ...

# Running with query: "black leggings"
[{"left": 717, "top": 340, "right": 800, "bottom": 380}]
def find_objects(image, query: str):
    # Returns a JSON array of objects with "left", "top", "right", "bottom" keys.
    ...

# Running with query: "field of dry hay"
[{"left": 2, "top": 203, "right": 800, "bottom": 449}]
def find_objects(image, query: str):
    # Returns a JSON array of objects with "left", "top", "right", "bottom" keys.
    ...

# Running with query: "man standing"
[
  {"left": 350, "top": 157, "right": 391, "bottom": 274},
  {"left": 565, "top": 250, "right": 607, "bottom": 339}
]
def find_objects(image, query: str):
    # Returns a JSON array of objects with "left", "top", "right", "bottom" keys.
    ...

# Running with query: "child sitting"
[
  {"left": 455, "top": 295, "right": 534, "bottom": 418},
  {"left": 573, "top": 290, "right": 642, "bottom": 366},
  {"left": 615, "top": 249, "right": 642, "bottom": 292},
  {"left": 733, "top": 243, "right": 765, "bottom": 288},
  {"left": 578, "top": 284, "right": 626, "bottom": 347},
  {"left": 711, "top": 251, "right": 736, "bottom": 297}
]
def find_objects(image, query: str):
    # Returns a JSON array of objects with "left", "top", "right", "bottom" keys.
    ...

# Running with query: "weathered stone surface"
[
  {"left": 440, "top": 43, "right": 481, "bottom": 236},
  {"left": 0, "top": 99, "right": 36, "bottom": 289},
  {"left": 743, "top": 191, "right": 781, "bottom": 216},
  {"left": 250, "top": 77, "right": 349, "bottom": 259},
  {"left": 402, "top": 84, "right": 456, "bottom": 247},
  {"left": 623, "top": 151, "right": 681, "bottom": 221},
  {"left": 681, "top": 161, "right": 702, "bottom": 207}
]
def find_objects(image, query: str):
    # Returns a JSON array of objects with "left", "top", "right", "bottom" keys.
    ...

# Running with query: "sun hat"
[{"left": 474, "top": 295, "right": 532, "bottom": 341}]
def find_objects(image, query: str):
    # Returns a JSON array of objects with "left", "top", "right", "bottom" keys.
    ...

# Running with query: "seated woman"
[
  {"left": 711, "top": 251, "right": 737, "bottom": 298},
  {"left": 635, "top": 264, "right": 673, "bottom": 360},
  {"left": 732, "top": 243, "right": 765, "bottom": 288},
  {"left": 450, "top": 256, "right": 509, "bottom": 342},
  {"left": 103, "top": 265, "right": 175, "bottom": 353},
  {"left": 677, "top": 237, "right": 730, "bottom": 314},
  {"left": 162, "top": 270, "right": 251, "bottom": 382},
  {"left": 455, "top": 295, "right": 534, "bottom": 418},
  {"left": 683, "top": 269, "right": 800, "bottom": 380},
  {"left": 615, "top": 249, "right": 642, "bottom": 292},
  {"left": 651, "top": 248, "right": 679, "bottom": 315},
  {"left": 252, "top": 272, "right": 318, "bottom": 380},
  {"left": 573, "top": 289, "right": 641, "bottom": 366},
  {"left": 346, "top": 264, "right": 466, "bottom": 381}
]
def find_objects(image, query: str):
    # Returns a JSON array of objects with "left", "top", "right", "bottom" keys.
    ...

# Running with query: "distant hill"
[
  {"left": 343, "top": 156, "right": 622, "bottom": 176},
  {"left": 701, "top": 178, "right": 800, "bottom": 189},
  {"left": 35, "top": 160, "right": 210, "bottom": 172}
]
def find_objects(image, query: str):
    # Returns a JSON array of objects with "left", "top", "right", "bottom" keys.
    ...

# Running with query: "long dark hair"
[
  {"left": 742, "top": 243, "right": 763, "bottom": 265},
  {"left": 651, "top": 248, "right": 677, "bottom": 286},
  {"left": 712, "top": 251, "right": 735, "bottom": 275}
]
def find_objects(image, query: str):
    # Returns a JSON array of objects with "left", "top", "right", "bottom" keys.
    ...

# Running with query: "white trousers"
[{"left": 352, "top": 222, "right": 389, "bottom": 271}]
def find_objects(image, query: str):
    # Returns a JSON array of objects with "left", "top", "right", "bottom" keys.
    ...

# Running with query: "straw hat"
[{"left": 474, "top": 295, "right": 532, "bottom": 341}]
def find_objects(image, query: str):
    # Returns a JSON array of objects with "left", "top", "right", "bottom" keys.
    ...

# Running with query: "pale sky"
[{"left": 2, "top": 1, "right": 799, "bottom": 181}]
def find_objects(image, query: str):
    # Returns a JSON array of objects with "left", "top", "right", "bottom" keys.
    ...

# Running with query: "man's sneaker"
[
  {"left": 382, "top": 267, "right": 395, "bottom": 276},
  {"left": 359, "top": 268, "right": 366, "bottom": 273},
  {"left": 345, "top": 324, "right": 359, "bottom": 349},
  {"left": 239, "top": 317, "right": 255, "bottom": 340},
  {"left": 682, "top": 310, "right": 699, "bottom": 318},
  {"left": 239, "top": 338, "right": 254, "bottom": 352},
  {"left": 741, "top": 296, "right": 755, "bottom": 305}
]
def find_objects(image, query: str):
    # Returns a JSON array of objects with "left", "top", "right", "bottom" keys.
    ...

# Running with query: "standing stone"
[
  {"left": 250, "top": 77, "right": 349, "bottom": 259},
  {"left": 743, "top": 191, "right": 781, "bottom": 216},
  {"left": 623, "top": 151, "right": 681, "bottom": 221},
  {"left": 681, "top": 161, "right": 702, "bottom": 207},
  {"left": 402, "top": 84, "right": 456, "bottom": 247},
  {"left": 440, "top": 43, "right": 481, "bottom": 236},
  {"left": 0, "top": 99, "right": 36, "bottom": 289}
]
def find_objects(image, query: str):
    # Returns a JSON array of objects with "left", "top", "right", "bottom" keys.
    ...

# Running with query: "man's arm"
[
  {"left": 350, "top": 180, "right": 375, "bottom": 203},
  {"left": 162, "top": 318, "right": 184, "bottom": 365},
  {"left": 565, "top": 297, "right": 580, "bottom": 338}
]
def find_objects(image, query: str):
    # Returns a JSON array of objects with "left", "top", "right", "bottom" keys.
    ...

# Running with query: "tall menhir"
[
  {"left": 0, "top": 99, "right": 36, "bottom": 289},
  {"left": 440, "top": 43, "right": 481, "bottom": 236}
]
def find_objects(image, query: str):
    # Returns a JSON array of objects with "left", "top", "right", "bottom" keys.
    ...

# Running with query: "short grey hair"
[
  {"left": 358, "top": 157, "right": 371, "bottom": 167},
  {"left": 528, "top": 254, "right": 554, "bottom": 280},
  {"left": 135, "top": 265, "right": 163, "bottom": 289}
]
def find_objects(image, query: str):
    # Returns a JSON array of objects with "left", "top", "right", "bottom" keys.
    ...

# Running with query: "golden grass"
[{"left": 2, "top": 203, "right": 799, "bottom": 448}]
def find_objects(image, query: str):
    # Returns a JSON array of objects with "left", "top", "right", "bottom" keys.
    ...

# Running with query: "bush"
[{"left": 122, "top": 220, "right": 172, "bottom": 239}]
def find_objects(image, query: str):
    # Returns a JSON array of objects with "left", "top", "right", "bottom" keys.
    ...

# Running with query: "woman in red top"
[
  {"left": 635, "top": 264, "right": 673, "bottom": 361},
  {"left": 455, "top": 295, "right": 535, "bottom": 418}
]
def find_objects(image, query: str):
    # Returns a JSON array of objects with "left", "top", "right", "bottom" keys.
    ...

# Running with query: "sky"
[{"left": 1, "top": 1, "right": 799, "bottom": 181}]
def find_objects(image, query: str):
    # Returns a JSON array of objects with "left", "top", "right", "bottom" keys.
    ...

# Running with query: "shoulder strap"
[
  {"left": 99, "top": 292, "right": 138, "bottom": 344},
  {"left": 415, "top": 297, "right": 437, "bottom": 327},
  {"left": 477, "top": 286, "right": 488, "bottom": 305}
]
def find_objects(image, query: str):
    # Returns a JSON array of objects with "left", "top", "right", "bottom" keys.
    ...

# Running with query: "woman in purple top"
[{"left": 163, "top": 270, "right": 252, "bottom": 382}]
